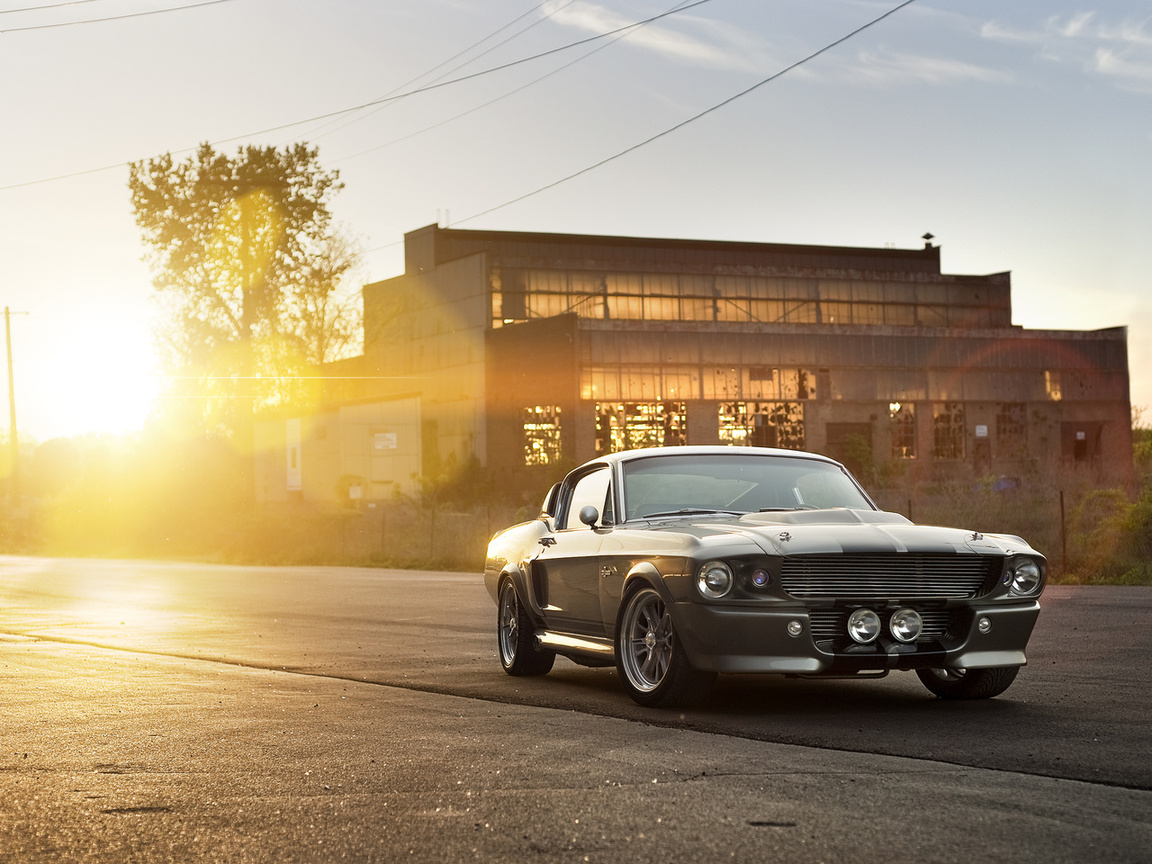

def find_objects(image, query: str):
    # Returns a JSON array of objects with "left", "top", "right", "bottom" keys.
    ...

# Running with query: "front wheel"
[
  {"left": 916, "top": 666, "right": 1019, "bottom": 699},
  {"left": 615, "top": 585, "right": 715, "bottom": 708},
  {"left": 497, "top": 580, "right": 555, "bottom": 676}
]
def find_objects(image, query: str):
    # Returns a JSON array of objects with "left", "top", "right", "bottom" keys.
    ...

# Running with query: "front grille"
[
  {"left": 780, "top": 554, "right": 996, "bottom": 599},
  {"left": 808, "top": 608, "right": 953, "bottom": 641}
]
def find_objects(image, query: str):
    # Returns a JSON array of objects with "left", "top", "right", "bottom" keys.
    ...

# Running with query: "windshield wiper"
[{"left": 641, "top": 508, "right": 744, "bottom": 518}]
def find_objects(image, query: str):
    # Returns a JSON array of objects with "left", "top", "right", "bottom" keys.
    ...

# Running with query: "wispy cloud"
[
  {"left": 541, "top": 0, "right": 766, "bottom": 72},
  {"left": 980, "top": 13, "right": 1097, "bottom": 43},
  {"left": 982, "top": 12, "right": 1152, "bottom": 94},
  {"left": 848, "top": 49, "right": 1009, "bottom": 87},
  {"left": 1096, "top": 48, "right": 1152, "bottom": 86}
]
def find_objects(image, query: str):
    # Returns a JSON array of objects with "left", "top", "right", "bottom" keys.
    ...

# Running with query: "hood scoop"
[{"left": 740, "top": 508, "right": 912, "bottom": 527}]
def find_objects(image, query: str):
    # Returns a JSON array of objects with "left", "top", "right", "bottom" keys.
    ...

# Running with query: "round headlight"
[
  {"left": 889, "top": 608, "right": 923, "bottom": 643},
  {"left": 847, "top": 608, "right": 881, "bottom": 644},
  {"left": 1009, "top": 559, "right": 1042, "bottom": 595},
  {"left": 697, "top": 561, "right": 734, "bottom": 599}
]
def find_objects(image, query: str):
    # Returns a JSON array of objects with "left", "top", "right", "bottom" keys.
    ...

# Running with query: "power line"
[
  {"left": 301, "top": 0, "right": 580, "bottom": 144},
  {"left": 335, "top": 0, "right": 697, "bottom": 164},
  {"left": 0, "top": 0, "right": 713, "bottom": 190},
  {"left": 1, "top": 0, "right": 117, "bottom": 14},
  {"left": 393, "top": 0, "right": 576, "bottom": 92},
  {"left": 0, "top": 0, "right": 235, "bottom": 33},
  {"left": 457, "top": 0, "right": 921, "bottom": 225},
  {"left": 207, "top": 0, "right": 717, "bottom": 144}
]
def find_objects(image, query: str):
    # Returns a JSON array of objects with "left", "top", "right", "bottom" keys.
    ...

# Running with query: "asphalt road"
[{"left": 1, "top": 555, "right": 1149, "bottom": 862}]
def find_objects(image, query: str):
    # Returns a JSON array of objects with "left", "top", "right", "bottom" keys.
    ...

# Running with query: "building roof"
[{"left": 403, "top": 224, "right": 968, "bottom": 278}]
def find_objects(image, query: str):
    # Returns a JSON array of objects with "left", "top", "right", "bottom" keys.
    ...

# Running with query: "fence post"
[{"left": 1060, "top": 489, "right": 1067, "bottom": 576}]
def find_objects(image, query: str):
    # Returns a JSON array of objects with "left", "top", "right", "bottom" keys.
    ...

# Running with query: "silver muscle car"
[{"left": 484, "top": 446, "right": 1046, "bottom": 708}]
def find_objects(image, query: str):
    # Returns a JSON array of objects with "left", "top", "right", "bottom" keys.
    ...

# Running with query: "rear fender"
[{"left": 500, "top": 564, "right": 548, "bottom": 627}]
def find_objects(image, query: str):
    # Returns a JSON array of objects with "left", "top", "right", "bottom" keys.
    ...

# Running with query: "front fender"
[{"left": 607, "top": 561, "right": 678, "bottom": 642}]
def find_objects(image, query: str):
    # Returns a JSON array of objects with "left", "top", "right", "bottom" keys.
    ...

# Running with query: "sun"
[{"left": 14, "top": 306, "right": 162, "bottom": 441}]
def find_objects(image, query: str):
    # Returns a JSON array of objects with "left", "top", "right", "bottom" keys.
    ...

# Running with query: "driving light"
[
  {"left": 847, "top": 608, "right": 881, "bottom": 644},
  {"left": 751, "top": 569, "right": 770, "bottom": 587},
  {"left": 889, "top": 608, "right": 923, "bottom": 643},
  {"left": 977, "top": 616, "right": 993, "bottom": 634},
  {"left": 1008, "top": 559, "right": 1043, "bottom": 596},
  {"left": 787, "top": 620, "right": 803, "bottom": 637},
  {"left": 697, "top": 561, "right": 734, "bottom": 599}
]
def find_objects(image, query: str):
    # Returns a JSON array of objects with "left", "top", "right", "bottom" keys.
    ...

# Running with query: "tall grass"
[{"left": 3, "top": 429, "right": 1149, "bottom": 584}]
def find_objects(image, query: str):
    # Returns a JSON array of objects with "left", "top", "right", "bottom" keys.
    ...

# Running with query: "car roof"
[{"left": 575, "top": 446, "right": 845, "bottom": 472}]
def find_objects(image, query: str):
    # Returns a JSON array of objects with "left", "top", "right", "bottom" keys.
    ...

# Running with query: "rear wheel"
[
  {"left": 497, "top": 580, "right": 555, "bottom": 676},
  {"left": 615, "top": 585, "right": 715, "bottom": 708},
  {"left": 916, "top": 666, "right": 1019, "bottom": 699}
]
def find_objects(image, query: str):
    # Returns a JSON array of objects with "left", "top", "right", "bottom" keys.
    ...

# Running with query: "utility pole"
[{"left": 5, "top": 306, "right": 18, "bottom": 500}]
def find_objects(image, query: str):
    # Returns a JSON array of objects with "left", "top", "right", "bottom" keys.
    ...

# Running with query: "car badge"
[{"left": 779, "top": 531, "right": 791, "bottom": 542}]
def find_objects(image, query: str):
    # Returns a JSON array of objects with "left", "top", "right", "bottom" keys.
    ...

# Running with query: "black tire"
[
  {"left": 497, "top": 580, "right": 555, "bottom": 676},
  {"left": 615, "top": 584, "right": 715, "bottom": 708},
  {"left": 916, "top": 666, "right": 1019, "bottom": 699}
]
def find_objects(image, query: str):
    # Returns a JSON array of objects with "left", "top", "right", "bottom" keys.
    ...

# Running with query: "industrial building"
[{"left": 255, "top": 225, "right": 1132, "bottom": 505}]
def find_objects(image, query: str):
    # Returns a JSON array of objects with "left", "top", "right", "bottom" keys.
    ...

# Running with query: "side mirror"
[{"left": 578, "top": 505, "right": 599, "bottom": 527}]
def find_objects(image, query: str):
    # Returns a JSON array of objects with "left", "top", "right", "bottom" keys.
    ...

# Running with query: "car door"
[{"left": 535, "top": 465, "right": 612, "bottom": 636}]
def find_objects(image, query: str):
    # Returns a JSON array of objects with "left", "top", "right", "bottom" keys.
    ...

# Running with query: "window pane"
[
  {"left": 933, "top": 402, "right": 965, "bottom": 459},
  {"left": 523, "top": 406, "right": 562, "bottom": 466},
  {"left": 719, "top": 401, "right": 805, "bottom": 450},
  {"left": 890, "top": 401, "right": 916, "bottom": 459}
]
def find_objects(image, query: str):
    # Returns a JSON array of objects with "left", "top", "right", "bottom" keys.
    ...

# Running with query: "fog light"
[
  {"left": 697, "top": 561, "right": 733, "bottom": 599},
  {"left": 752, "top": 569, "right": 770, "bottom": 587},
  {"left": 889, "top": 608, "right": 923, "bottom": 643},
  {"left": 847, "top": 608, "right": 881, "bottom": 644},
  {"left": 787, "top": 620, "right": 803, "bottom": 637},
  {"left": 977, "top": 616, "right": 992, "bottom": 634}
]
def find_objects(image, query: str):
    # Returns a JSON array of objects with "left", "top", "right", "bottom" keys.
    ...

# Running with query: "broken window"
[
  {"left": 719, "top": 402, "right": 806, "bottom": 450},
  {"left": 492, "top": 266, "right": 1010, "bottom": 330},
  {"left": 932, "top": 402, "right": 966, "bottom": 460},
  {"left": 996, "top": 402, "right": 1027, "bottom": 459},
  {"left": 523, "top": 406, "right": 562, "bottom": 466},
  {"left": 1062, "top": 422, "right": 1102, "bottom": 463},
  {"left": 496, "top": 268, "right": 526, "bottom": 322},
  {"left": 703, "top": 367, "right": 816, "bottom": 401},
  {"left": 889, "top": 402, "right": 916, "bottom": 459},
  {"left": 595, "top": 402, "right": 686, "bottom": 454}
]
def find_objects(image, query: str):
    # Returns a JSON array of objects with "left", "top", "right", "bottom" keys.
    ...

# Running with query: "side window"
[
  {"left": 540, "top": 484, "right": 560, "bottom": 519},
  {"left": 565, "top": 468, "right": 612, "bottom": 530}
]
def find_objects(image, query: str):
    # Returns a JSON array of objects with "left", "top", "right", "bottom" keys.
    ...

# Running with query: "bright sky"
[{"left": 2, "top": 0, "right": 1149, "bottom": 441}]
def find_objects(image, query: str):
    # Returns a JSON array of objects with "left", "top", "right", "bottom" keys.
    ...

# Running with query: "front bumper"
[{"left": 672, "top": 599, "right": 1042, "bottom": 675}]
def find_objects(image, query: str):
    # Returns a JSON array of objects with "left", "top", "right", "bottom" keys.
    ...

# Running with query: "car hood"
[{"left": 638, "top": 508, "right": 1035, "bottom": 557}]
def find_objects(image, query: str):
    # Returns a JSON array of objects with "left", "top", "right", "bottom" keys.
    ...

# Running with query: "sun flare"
[{"left": 21, "top": 308, "right": 162, "bottom": 441}]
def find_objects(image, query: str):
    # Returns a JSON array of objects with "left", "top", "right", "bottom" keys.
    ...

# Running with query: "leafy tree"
[{"left": 129, "top": 142, "right": 359, "bottom": 436}]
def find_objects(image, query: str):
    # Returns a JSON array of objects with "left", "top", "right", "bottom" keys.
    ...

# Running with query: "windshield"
[{"left": 621, "top": 453, "right": 873, "bottom": 520}]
